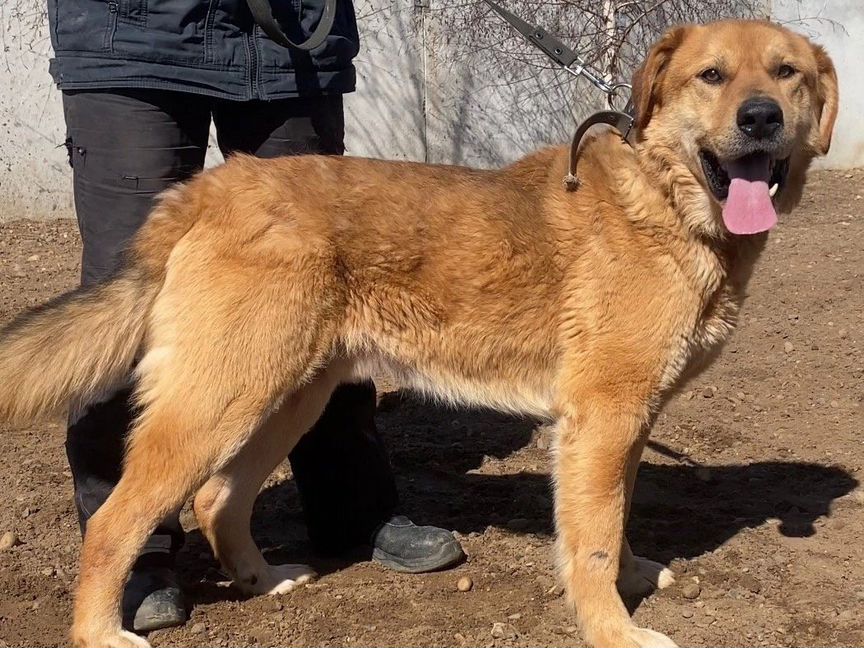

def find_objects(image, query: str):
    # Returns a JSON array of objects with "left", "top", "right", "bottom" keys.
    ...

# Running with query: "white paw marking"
[
  {"left": 93, "top": 630, "right": 152, "bottom": 648},
  {"left": 236, "top": 563, "right": 316, "bottom": 595},
  {"left": 262, "top": 563, "right": 316, "bottom": 595},
  {"left": 629, "top": 626, "right": 679, "bottom": 648},
  {"left": 618, "top": 555, "right": 675, "bottom": 597}
]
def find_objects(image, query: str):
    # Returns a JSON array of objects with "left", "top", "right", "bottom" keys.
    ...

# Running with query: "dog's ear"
[
  {"left": 809, "top": 43, "right": 838, "bottom": 155},
  {"left": 631, "top": 26, "right": 688, "bottom": 130}
]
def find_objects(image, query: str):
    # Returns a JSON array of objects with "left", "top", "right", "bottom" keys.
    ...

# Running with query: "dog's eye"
[
  {"left": 699, "top": 68, "right": 724, "bottom": 84},
  {"left": 777, "top": 64, "right": 797, "bottom": 79}
]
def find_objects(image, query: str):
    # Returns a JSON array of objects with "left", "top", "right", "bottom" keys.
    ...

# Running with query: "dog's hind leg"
[
  {"left": 193, "top": 365, "right": 348, "bottom": 596},
  {"left": 68, "top": 248, "right": 340, "bottom": 647},
  {"left": 618, "top": 540, "right": 675, "bottom": 598},
  {"left": 617, "top": 436, "right": 675, "bottom": 598},
  {"left": 70, "top": 388, "right": 290, "bottom": 648}
]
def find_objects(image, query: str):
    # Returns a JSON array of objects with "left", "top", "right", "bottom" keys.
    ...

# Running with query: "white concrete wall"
[
  {"left": 773, "top": 0, "right": 864, "bottom": 169},
  {"left": 0, "top": 2, "right": 70, "bottom": 221},
  {"left": 344, "top": 1, "right": 426, "bottom": 162},
  {"left": 0, "top": 0, "right": 861, "bottom": 222}
]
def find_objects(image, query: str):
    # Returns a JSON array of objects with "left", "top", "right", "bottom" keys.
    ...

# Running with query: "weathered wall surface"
[
  {"left": 773, "top": 0, "right": 864, "bottom": 169},
  {"left": 0, "top": 0, "right": 859, "bottom": 222},
  {"left": 0, "top": 4, "right": 71, "bottom": 220}
]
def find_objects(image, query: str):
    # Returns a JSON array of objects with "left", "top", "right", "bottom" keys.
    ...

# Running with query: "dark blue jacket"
[{"left": 47, "top": 0, "right": 359, "bottom": 100}]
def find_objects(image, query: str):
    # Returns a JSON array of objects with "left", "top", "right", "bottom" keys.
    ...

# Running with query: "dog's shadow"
[{"left": 181, "top": 391, "right": 857, "bottom": 602}]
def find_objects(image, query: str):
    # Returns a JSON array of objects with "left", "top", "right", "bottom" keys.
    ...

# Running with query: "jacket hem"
[{"left": 50, "top": 56, "right": 356, "bottom": 101}]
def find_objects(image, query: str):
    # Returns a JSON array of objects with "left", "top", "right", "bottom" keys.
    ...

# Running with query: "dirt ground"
[{"left": 0, "top": 169, "right": 862, "bottom": 648}]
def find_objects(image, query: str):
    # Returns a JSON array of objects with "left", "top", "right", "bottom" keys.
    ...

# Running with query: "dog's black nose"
[{"left": 737, "top": 98, "right": 784, "bottom": 140}]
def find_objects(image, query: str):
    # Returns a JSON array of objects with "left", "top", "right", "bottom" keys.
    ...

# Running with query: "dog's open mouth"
[{"left": 699, "top": 150, "right": 790, "bottom": 235}]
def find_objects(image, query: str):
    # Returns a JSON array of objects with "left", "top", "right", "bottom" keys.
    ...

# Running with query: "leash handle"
[{"left": 245, "top": 0, "right": 337, "bottom": 50}]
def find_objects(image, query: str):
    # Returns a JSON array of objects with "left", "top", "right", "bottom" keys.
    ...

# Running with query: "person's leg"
[
  {"left": 213, "top": 95, "right": 464, "bottom": 571},
  {"left": 62, "top": 88, "right": 210, "bottom": 630}
]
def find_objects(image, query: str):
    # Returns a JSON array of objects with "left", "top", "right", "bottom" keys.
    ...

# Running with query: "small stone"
[
  {"left": 838, "top": 328, "right": 848, "bottom": 339},
  {"left": 740, "top": 573, "right": 762, "bottom": 594},
  {"left": 40, "top": 567, "right": 54, "bottom": 577},
  {"left": 546, "top": 584, "right": 565, "bottom": 598},
  {"left": 682, "top": 609, "right": 694, "bottom": 619},
  {"left": 736, "top": 391, "right": 746, "bottom": 400},
  {"left": 702, "top": 386, "right": 715, "bottom": 398},
  {"left": 268, "top": 598, "right": 284, "bottom": 612},
  {"left": 837, "top": 610, "right": 854, "bottom": 623},
  {"left": 492, "top": 622, "right": 518, "bottom": 639},
  {"left": 682, "top": 582, "right": 701, "bottom": 599},
  {"left": 830, "top": 400, "right": 839, "bottom": 408},
  {"left": 783, "top": 342, "right": 794, "bottom": 353},
  {"left": 507, "top": 613, "right": 522, "bottom": 620},
  {"left": 0, "top": 532, "right": 20, "bottom": 551},
  {"left": 457, "top": 576, "right": 473, "bottom": 592},
  {"left": 190, "top": 622, "right": 206, "bottom": 634},
  {"left": 454, "top": 633, "right": 466, "bottom": 643},
  {"left": 27, "top": 254, "right": 40, "bottom": 262},
  {"left": 534, "top": 425, "right": 555, "bottom": 450}
]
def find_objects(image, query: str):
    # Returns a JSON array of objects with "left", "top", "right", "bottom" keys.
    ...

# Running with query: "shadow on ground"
[{"left": 179, "top": 391, "right": 857, "bottom": 602}]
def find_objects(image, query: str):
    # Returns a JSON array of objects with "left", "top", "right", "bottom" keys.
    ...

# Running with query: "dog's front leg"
[{"left": 554, "top": 402, "right": 677, "bottom": 648}]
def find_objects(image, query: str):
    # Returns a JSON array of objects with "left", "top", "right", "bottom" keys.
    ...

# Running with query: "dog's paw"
[
  {"left": 72, "top": 629, "right": 151, "bottom": 648},
  {"left": 262, "top": 563, "right": 316, "bottom": 595},
  {"left": 617, "top": 555, "right": 675, "bottom": 597},
  {"left": 626, "top": 626, "right": 679, "bottom": 648},
  {"left": 587, "top": 622, "right": 678, "bottom": 648},
  {"left": 237, "top": 563, "right": 316, "bottom": 596}
]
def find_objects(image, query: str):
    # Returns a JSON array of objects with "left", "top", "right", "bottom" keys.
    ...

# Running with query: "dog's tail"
[
  {"left": 0, "top": 187, "right": 195, "bottom": 424},
  {"left": 0, "top": 270, "right": 158, "bottom": 423}
]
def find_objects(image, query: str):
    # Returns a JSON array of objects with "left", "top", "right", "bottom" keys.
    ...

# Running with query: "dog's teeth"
[{"left": 769, "top": 183, "right": 779, "bottom": 197}]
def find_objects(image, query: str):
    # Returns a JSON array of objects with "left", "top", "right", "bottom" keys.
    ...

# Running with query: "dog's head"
[{"left": 632, "top": 20, "right": 838, "bottom": 237}]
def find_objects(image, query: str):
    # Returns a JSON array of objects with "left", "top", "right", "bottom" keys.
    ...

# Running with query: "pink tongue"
[{"left": 721, "top": 154, "right": 777, "bottom": 235}]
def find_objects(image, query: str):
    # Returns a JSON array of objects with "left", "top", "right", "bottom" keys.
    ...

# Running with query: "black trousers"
[{"left": 62, "top": 89, "right": 398, "bottom": 558}]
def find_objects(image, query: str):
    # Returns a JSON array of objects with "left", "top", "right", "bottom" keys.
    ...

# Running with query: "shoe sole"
[
  {"left": 131, "top": 609, "right": 187, "bottom": 633},
  {"left": 372, "top": 541, "right": 466, "bottom": 574}
]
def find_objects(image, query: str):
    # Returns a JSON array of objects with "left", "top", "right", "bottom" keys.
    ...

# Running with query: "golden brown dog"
[{"left": 0, "top": 19, "right": 838, "bottom": 648}]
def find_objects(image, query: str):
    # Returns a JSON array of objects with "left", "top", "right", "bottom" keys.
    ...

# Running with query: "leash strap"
[
  {"left": 246, "top": 0, "right": 337, "bottom": 50},
  {"left": 482, "top": 0, "right": 638, "bottom": 190},
  {"left": 482, "top": 0, "right": 624, "bottom": 101}
]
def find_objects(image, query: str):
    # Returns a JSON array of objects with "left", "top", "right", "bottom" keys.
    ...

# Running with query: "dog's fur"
[{"left": 0, "top": 20, "right": 838, "bottom": 648}]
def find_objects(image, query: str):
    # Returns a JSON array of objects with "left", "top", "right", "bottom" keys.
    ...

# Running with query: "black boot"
[
  {"left": 371, "top": 515, "right": 465, "bottom": 573},
  {"left": 122, "top": 556, "right": 187, "bottom": 633}
]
